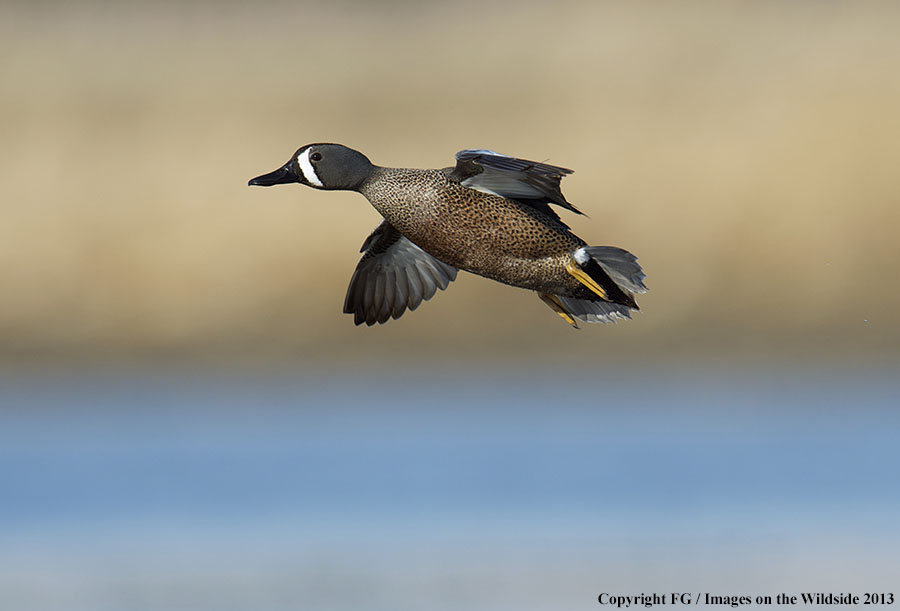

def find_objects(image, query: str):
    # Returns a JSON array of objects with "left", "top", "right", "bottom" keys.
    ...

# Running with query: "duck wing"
[
  {"left": 449, "top": 149, "right": 583, "bottom": 220},
  {"left": 344, "top": 221, "right": 458, "bottom": 326}
]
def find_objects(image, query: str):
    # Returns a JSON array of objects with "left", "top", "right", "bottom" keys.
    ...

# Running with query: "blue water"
[{"left": 1, "top": 366, "right": 898, "bottom": 610}]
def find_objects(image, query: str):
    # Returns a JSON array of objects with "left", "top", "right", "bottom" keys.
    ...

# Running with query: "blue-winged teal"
[{"left": 249, "top": 144, "right": 647, "bottom": 327}]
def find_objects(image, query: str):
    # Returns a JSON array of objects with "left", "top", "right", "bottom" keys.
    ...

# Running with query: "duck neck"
[{"left": 356, "top": 165, "right": 388, "bottom": 196}]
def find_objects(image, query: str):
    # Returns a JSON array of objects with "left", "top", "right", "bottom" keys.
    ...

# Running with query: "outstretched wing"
[
  {"left": 344, "top": 221, "right": 458, "bottom": 326},
  {"left": 449, "top": 149, "right": 582, "bottom": 221}
]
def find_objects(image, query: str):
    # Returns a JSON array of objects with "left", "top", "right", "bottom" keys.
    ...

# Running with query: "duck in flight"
[{"left": 249, "top": 145, "right": 646, "bottom": 327}]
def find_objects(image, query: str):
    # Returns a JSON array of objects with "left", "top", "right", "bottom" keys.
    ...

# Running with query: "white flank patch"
[
  {"left": 297, "top": 148, "right": 323, "bottom": 187},
  {"left": 573, "top": 246, "right": 590, "bottom": 265}
]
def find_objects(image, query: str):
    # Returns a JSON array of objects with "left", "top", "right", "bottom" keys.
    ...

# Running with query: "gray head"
[{"left": 248, "top": 143, "right": 375, "bottom": 191}]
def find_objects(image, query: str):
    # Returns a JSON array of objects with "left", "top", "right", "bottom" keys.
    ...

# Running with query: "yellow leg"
[
  {"left": 565, "top": 259, "right": 609, "bottom": 301},
  {"left": 538, "top": 292, "right": 579, "bottom": 328}
]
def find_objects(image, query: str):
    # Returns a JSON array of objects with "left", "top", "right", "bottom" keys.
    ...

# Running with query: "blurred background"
[{"left": 1, "top": 1, "right": 898, "bottom": 609}]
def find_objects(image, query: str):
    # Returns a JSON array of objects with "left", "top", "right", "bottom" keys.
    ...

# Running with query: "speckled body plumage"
[{"left": 360, "top": 167, "right": 591, "bottom": 298}]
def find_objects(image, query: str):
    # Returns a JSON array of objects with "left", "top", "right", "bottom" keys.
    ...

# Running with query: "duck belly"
[
  {"left": 363, "top": 170, "right": 587, "bottom": 295},
  {"left": 406, "top": 196, "right": 585, "bottom": 294}
]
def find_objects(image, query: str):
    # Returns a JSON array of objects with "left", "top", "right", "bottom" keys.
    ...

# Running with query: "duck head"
[{"left": 248, "top": 143, "right": 375, "bottom": 191}]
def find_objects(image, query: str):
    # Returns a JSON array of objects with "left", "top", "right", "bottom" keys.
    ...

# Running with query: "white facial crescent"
[{"left": 297, "top": 148, "right": 324, "bottom": 187}]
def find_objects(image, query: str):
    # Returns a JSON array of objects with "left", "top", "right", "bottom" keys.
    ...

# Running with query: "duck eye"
[{"left": 310, "top": 152, "right": 323, "bottom": 162}]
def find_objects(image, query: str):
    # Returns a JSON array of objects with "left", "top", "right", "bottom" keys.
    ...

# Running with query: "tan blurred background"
[{"left": 2, "top": 0, "right": 899, "bottom": 367}]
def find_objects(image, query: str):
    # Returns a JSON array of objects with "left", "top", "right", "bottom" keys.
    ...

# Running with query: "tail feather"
[
  {"left": 582, "top": 246, "right": 648, "bottom": 295},
  {"left": 559, "top": 296, "right": 633, "bottom": 324},
  {"left": 550, "top": 245, "right": 647, "bottom": 326}
]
